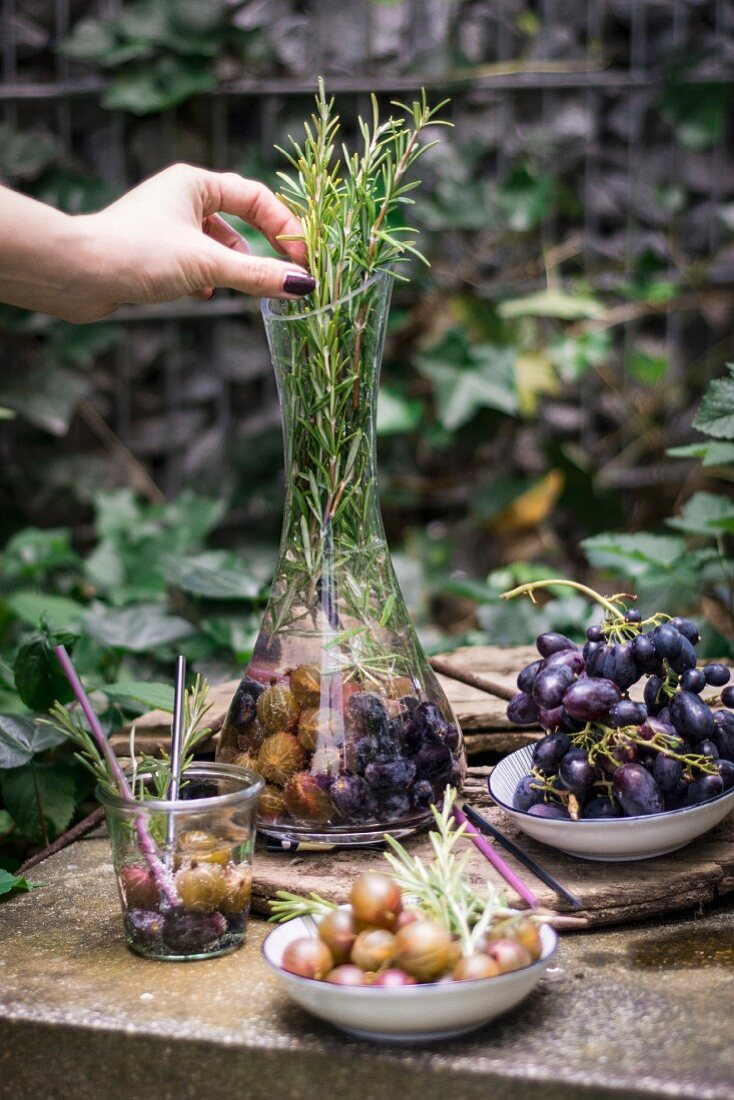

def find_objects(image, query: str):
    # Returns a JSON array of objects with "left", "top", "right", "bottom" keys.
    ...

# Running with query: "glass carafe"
[{"left": 217, "top": 272, "right": 466, "bottom": 842}]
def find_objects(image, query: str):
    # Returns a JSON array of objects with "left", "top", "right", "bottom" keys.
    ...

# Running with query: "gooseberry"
[
  {"left": 350, "top": 872, "right": 403, "bottom": 930},
  {"left": 393, "top": 919, "right": 453, "bottom": 982},
  {"left": 282, "top": 937, "right": 334, "bottom": 980}
]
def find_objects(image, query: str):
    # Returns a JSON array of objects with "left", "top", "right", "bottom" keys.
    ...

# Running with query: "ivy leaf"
[
  {"left": 498, "top": 289, "right": 604, "bottom": 321},
  {"left": 0, "top": 716, "right": 68, "bottom": 770},
  {"left": 377, "top": 387, "right": 423, "bottom": 435},
  {"left": 60, "top": 18, "right": 150, "bottom": 66},
  {"left": 668, "top": 441, "right": 734, "bottom": 468},
  {"left": 416, "top": 339, "right": 518, "bottom": 430},
  {"left": 0, "top": 361, "right": 90, "bottom": 435},
  {"left": 14, "top": 629, "right": 77, "bottom": 712},
  {"left": 100, "top": 681, "right": 174, "bottom": 712},
  {"left": 6, "top": 591, "right": 86, "bottom": 629},
  {"left": 0, "top": 762, "right": 77, "bottom": 841},
  {"left": 103, "top": 56, "right": 216, "bottom": 115},
  {"left": 0, "top": 869, "right": 40, "bottom": 897},
  {"left": 162, "top": 552, "right": 262, "bottom": 600},
  {"left": 692, "top": 365, "right": 734, "bottom": 440},
  {"left": 581, "top": 533, "right": 687, "bottom": 578},
  {"left": 667, "top": 492, "right": 734, "bottom": 537},
  {"left": 0, "top": 526, "right": 79, "bottom": 580},
  {"left": 83, "top": 603, "right": 196, "bottom": 651},
  {"left": 497, "top": 166, "right": 555, "bottom": 231},
  {"left": 0, "top": 123, "right": 61, "bottom": 180}
]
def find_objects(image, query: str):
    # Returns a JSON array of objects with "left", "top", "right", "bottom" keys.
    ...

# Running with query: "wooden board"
[{"left": 250, "top": 765, "right": 734, "bottom": 928}]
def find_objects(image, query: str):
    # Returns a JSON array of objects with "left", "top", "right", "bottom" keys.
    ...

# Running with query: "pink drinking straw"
[
  {"left": 452, "top": 804, "right": 538, "bottom": 909},
  {"left": 54, "top": 644, "right": 180, "bottom": 910}
]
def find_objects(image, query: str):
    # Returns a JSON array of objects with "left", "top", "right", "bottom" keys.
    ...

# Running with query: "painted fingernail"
[
  {"left": 283, "top": 272, "right": 316, "bottom": 296},
  {"left": 208, "top": 289, "right": 217, "bottom": 300}
]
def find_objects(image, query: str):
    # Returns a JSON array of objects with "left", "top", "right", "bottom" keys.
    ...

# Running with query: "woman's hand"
[{"left": 0, "top": 165, "right": 314, "bottom": 323}]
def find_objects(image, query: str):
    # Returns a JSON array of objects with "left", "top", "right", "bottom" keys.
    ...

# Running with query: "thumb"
[{"left": 205, "top": 241, "right": 316, "bottom": 299}]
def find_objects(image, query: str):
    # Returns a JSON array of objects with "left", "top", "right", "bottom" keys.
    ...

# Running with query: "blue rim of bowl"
[
  {"left": 489, "top": 745, "right": 734, "bottom": 824},
  {"left": 261, "top": 918, "right": 557, "bottom": 992}
]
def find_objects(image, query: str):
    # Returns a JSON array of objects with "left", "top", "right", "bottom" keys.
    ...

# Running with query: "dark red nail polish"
[
  {"left": 209, "top": 289, "right": 217, "bottom": 300},
  {"left": 284, "top": 272, "right": 316, "bottom": 296}
]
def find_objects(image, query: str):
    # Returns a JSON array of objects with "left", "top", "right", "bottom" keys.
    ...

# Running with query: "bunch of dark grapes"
[{"left": 505, "top": 613, "right": 734, "bottom": 819}]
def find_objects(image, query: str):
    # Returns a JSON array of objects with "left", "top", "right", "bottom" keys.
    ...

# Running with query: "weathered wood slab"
[
  {"left": 251, "top": 766, "right": 734, "bottom": 928},
  {"left": 111, "top": 645, "right": 543, "bottom": 759}
]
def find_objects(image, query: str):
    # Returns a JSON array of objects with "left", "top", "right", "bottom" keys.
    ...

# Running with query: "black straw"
[{"left": 462, "top": 802, "right": 584, "bottom": 911}]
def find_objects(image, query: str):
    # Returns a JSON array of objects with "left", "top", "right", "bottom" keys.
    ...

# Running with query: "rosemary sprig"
[
  {"left": 47, "top": 675, "right": 212, "bottom": 801},
  {"left": 259, "top": 82, "right": 451, "bottom": 685}
]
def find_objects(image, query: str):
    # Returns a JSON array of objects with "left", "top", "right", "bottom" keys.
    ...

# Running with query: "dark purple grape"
[
  {"left": 613, "top": 763, "right": 665, "bottom": 816},
  {"left": 411, "top": 779, "right": 436, "bottom": 810},
  {"left": 347, "top": 692, "right": 390, "bottom": 737},
  {"left": 721, "top": 685, "right": 734, "bottom": 709},
  {"left": 716, "top": 760, "right": 734, "bottom": 792},
  {"left": 352, "top": 734, "right": 379, "bottom": 773},
  {"left": 624, "top": 609, "right": 642, "bottom": 624},
  {"left": 536, "top": 632, "right": 578, "bottom": 657},
  {"left": 608, "top": 699, "right": 648, "bottom": 728},
  {"left": 669, "top": 691, "right": 715, "bottom": 743},
  {"left": 670, "top": 617, "right": 700, "bottom": 645},
  {"left": 124, "top": 909, "right": 165, "bottom": 948},
  {"left": 714, "top": 709, "right": 734, "bottom": 734},
  {"left": 538, "top": 705, "right": 565, "bottom": 732},
  {"left": 532, "top": 732, "right": 571, "bottom": 774},
  {"left": 583, "top": 640, "right": 601, "bottom": 666},
  {"left": 330, "top": 775, "right": 376, "bottom": 822},
  {"left": 652, "top": 753, "right": 684, "bottom": 792},
  {"left": 657, "top": 705, "right": 671, "bottom": 724},
  {"left": 632, "top": 634, "right": 661, "bottom": 673},
  {"left": 527, "top": 802, "right": 570, "bottom": 819},
  {"left": 513, "top": 774, "right": 545, "bottom": 812},
  {"left": 680, "top": 668, "right": 706, "bottom": 694},
  {"left": 506, "top": 692, "right": 540, "bottom": 726},
  {"left": 414, "top": 740, "right": 453, "bottom": 780},
  {"left": 608, "top": 642, "right": 639, "bottom": 690},
  {"left": 582, "top": 796, "right": 620, "bottom": 819},
  {"left": 665, "top": 787, "right": 688, "bottom": 811},
  {"left": 643, "top": 675, "right": 665, "bottom": 715},
  {"left": 652, "top": 624, "right": 683, "bottom": 660},
  {"left": 585, "top": 643, "right": 611, "bottom": 678},
  {"left": 699, "top": 739, "right": 719, "bottom": 761},
  {"left": 711, "top": 721, "right": 734, "bottom": 762},
  {"left": 228, "top": 675, "right": 265, "bottom": 730},
  {"left": 703, "top": 663, "right": 731, "bottom": 687},
  {"left": 562, "top": 677, "right": 622, "bottom": 722},
  {"left": 686, "top": 774, "right": 724, "bottom": 805},
  {"left": 449, "top": 759, "right": 464, "bottom": 789},
  {"left": 163, "top": 911, "right": 227, "bottom": 954},
  {"left": 639, "top": 718, "right": 683, "bottom": 750},
  {"left": 559, "top": 707, "right": 585, "bottom": 733},
  {"left": 444, "top": 724, "right": 460, "bottom": 752},
  {"left": 533, "top": 665, "right": 575, "bottom": 709},
  {"left": 377, "top": 791, "right": 412, "bottom": 821},
  {"left": 398, "top": 695, "right": 420, "bottom": 715},
  {"left": 517, "top": 659, "right": 543, "bottom": 693},
  {"left": 559, "top": 748, "right": 597, "bottom": 797},
  {"left": 365, "top": 759, "right": 417, "bottom": 791},
  {"left": 667, "top": 638, "right": 698, "bottom": 674},
  {"left": 586, "top": 625, "right": 604, "bottom": 643},
  {"left": 542, "top": 649, "right": 586, "bottom": 676}
]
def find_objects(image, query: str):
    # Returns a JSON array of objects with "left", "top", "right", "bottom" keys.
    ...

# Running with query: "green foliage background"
[{"left": 0, "top": 0, "right": 733, "bottom": 867}]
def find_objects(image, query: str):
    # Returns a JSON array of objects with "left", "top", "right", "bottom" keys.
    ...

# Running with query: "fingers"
[
  {"left": 202, "top": 212, "right": 251, "bottom": 254},
  {"left": 199, "top": 171, "right": 308, "bottom": 266},
  {"left": 203, "top": 239, "right": 315, "bottom": 299}
]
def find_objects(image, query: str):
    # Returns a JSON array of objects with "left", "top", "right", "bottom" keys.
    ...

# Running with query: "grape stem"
[{"left": 500, "top": 579, "right": 629, "bottom": 621}]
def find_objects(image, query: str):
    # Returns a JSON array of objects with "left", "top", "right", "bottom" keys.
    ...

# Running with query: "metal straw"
[
  {"left": 451, "top": 804, "right": 539, "bottom": 909},
  {"left": 462, "top": 803, "right": 583, "bottom": 911},
  {"left": 165, "top": 655, "right": 187, "bottom": 853}
]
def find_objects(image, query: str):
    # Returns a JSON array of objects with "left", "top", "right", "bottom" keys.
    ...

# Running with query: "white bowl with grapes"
[{"left": 495, "top": 582, "right": 734, "bottom": 861}]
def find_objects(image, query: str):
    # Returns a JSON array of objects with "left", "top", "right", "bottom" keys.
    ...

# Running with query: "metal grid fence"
[{"left": 1, "top": 0, "right": 733, "bottom": 506}]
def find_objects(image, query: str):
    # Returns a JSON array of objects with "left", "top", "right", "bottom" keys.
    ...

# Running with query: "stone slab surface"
[{"left": 1, "top": 833, "right": 733, "bottom": 1100}]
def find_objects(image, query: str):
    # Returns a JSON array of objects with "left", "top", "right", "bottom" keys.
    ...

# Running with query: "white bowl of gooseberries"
[{"left": 262, "top": 870, "right": 557, "bottom": 1043}]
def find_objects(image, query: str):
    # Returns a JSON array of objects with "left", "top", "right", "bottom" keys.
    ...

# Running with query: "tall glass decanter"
[{"left": 217, "top": 272, "right": 466, "bottom": 842}]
